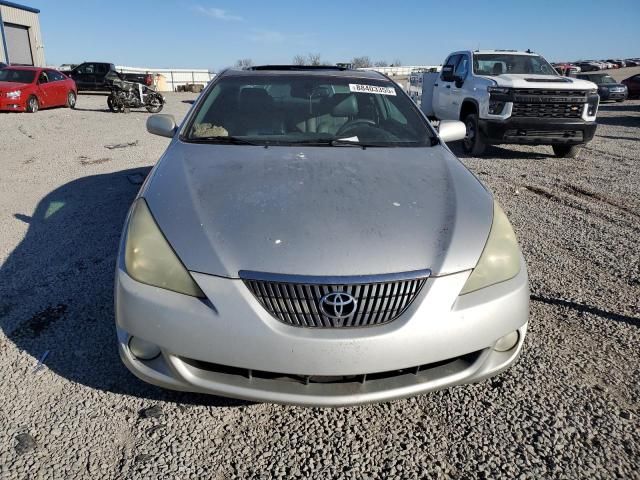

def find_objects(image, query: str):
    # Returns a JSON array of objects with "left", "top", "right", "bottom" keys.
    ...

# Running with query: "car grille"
[
  {"left": 241, "top": 271, "right": 429, "bottom": 328},
  {"left": 512, "top": 103, "right": 584, "bottom": 118}
]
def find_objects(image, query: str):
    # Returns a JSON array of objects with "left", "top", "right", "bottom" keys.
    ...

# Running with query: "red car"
[
  {"left": 0, "top": 66, "right": 77, "bottom": 113},
  {"left": 622, "top": 74, "right": 640, "bottom": 99}
]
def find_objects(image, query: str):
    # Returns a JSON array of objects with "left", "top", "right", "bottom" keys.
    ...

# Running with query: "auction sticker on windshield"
[{"left": 349, "top": 84, "right": 397, "bottom": 96}]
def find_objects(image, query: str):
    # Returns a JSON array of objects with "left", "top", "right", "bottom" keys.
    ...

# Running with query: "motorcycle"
[{"left": 106, "top": 72, "right": 164, "bottom": 113}]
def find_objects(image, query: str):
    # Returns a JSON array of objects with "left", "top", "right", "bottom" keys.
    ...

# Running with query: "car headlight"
[
  {"left": 6, "top": 90, "right": 21, "bottom": 98},
  {"left": 460, "top": 201, "right": 521, "bottom": 295},
  {"left": 124, "top": 198, "right": 204, "bottom": 297}
]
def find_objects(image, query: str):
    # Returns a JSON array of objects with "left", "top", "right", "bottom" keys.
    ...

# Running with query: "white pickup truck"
[{"left": 420, "top": 50, "right": 600, "bottom": 157}]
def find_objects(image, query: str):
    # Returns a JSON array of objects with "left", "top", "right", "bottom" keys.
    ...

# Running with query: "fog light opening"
[
  {"left": 493, "top": 331, "right": 520, "bottom": 352},
  {"left": 128, "top": 336, "right": 161, "bottom": 360}
]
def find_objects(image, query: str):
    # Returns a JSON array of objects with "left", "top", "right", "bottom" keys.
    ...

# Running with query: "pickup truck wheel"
[
  {"left": 66, "top": 91, "right": 77, "bottom": 109},
  {"left": 462, "top": 114, "right": 486, "bottom": 156},
  {"left": 26, "top": 95, "right": 39, "bottom": 113},
  {"left": 552, "top": 145, "right": 581, "bottom": 158}
]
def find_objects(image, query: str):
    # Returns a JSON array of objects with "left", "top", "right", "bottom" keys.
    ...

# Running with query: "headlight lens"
[
  {"left": 7, "top": 90, "right": 21, "bottom": 98},
  {"left": 124, "top": 199, "right": 204, "bottom": 297},
  {"left": 487, "top": 86, "right": 510, "bottom": 94},
  {"left": 460, "top": 201, "right": 521, "bottom": 295}
]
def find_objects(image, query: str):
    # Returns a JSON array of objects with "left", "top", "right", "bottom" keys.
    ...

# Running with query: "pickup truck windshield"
[
  {"left": 474, "top": 54, "right": 557, "bottom": 76},
  {"left": 0, "top": 69, "right": 35, "bottom": 83},
  {"left": 186, "top": 74, "right": 434, "bottom": 147}
]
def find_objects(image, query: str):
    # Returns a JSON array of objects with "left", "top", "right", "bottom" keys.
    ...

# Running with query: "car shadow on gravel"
[
  {"left": 0, "top": 168, "right": 249, "bottom": 408},
  {"left": 450, "top": 143, "right": 553, "bottom": 160},
  {"left": 596, "top": 116, "right": 640, "bottom": 128},
  {"left": 531, "top": 295, "right": 639, "bottom": 327}
]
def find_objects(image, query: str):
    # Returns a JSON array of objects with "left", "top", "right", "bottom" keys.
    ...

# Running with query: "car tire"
[
  {"left": 552, "top": 145, "right": 581, "bottom": 158},
  {"left": 26, "top": 95, "right": 39, "bottom": 113},
  {"left": 462, "top": 113, "right": 487, "bottom": 156},
  {"left": 66, "top": 91, "right": 77, "bottom": 109}
]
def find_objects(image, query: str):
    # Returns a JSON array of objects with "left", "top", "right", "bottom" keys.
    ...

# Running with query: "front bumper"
[
  {"left": 599, "top": 90, "right": 627, "bottom": 101},
  {"left": 0, "top": 97, "right": 26, "bottom": 111},
  {"left": 479, "top": 117, "right": 597, "bottom": 145},
  {"left": 115, "top": 260, "right": 530, "bottom": 406}
]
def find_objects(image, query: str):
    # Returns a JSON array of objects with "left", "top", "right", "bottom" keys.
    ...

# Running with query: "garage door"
[{"left": 4, "top": 23, "right": 33, "bottom": 65}]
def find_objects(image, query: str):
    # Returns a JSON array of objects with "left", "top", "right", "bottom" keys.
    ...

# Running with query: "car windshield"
[
  {"left": 0, "top": 69, "right": 35, "bottom": 83},
  {"left": 474, "top": 54, "right": 557, "bottom": 76},
  {"left": 583, "top": 74, "right": 617, "bottom": 84},
  {"left": 185, "top": 73, "right": 434, "bottom": 147}
]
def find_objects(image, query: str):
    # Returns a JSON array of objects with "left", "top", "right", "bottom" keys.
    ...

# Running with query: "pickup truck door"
[
  {"left": 72, "top": 63, "right": 96, "bottom": 90},
  {"left": 449, "top": 54, "right": 471, "bottom": 119},
  {"left": 95, "top": 63, "right": 109, "bottom": 89},
  {"left": 433, "top": 54, "right": 460, "bottom": 120}
]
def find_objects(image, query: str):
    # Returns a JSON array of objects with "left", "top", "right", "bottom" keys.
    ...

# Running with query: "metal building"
[{"left": 0, "top": 1, "right": 45, "bottom": 66}]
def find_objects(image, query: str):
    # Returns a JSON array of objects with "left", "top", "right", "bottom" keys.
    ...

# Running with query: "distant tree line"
[{"left": 233, "top": 56, "right": 403, "bottom": 69}]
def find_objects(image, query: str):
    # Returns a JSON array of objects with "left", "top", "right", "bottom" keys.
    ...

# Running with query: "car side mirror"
[
  {"left": 438, "top": 120, "right": 466, "bottom": 143},
  {"left": 147, "top": 114, "right": 177, "bottom": 138},
  {"left": 441, "top": 65, "right": 455, "bottom": 82},
  {"left": 454, "top": 75, "right": 464, "bottom": 88}
]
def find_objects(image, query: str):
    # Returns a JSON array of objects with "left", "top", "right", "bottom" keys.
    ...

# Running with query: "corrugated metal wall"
[{"left": 0, "top": 4, "right": 45, "bottom": 66}]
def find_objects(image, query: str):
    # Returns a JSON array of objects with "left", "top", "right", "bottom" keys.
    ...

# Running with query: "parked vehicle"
[
  {"left": 419, "top": 50, "right": 600, "bottom": 158},
  {"left": 624, "top": 59, "right": 639, "bottom": 67},
  {"left": 606, "top": 59, "right": 626, "bottom": 68},
  {"left": 575, "top": 62, "right": 600, "bottom": 72},
  {"left": 0, "top": 62, "right": 7, "bottom": 69},
  {"left": 622, "top": 74, "right": 640, "bottom": 98},
  {"left": 116, "top": 65, "right": 529, "bottom": 407},
  {"left": 553, "top": 63, "right": 580, "bottom": 76},
  {"left": 66, "top": 62, "right": 152, "bottom": 91},
  {"left": 106, "top": 72, "right": 164, "bottom": 113},
  {"left": 0, "top": 66, "right": 77, "bottom": 113},
  {"left": 58, "top": 63, "right": 78, "bottom": 73},
  {"left": 577, "top": 73, "right": 628, "bottom": 102}
]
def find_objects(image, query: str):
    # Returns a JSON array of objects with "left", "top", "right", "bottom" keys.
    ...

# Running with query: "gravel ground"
[{"left": 0, "top": 92, "right": 638, "bottom": 479}]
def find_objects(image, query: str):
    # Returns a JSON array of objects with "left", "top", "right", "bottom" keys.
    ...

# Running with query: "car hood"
[
  {"left": 0, "top": 81, "right": 31, "bottom": 91},
  {"left": 142, "top": 142, "right": 493, "bottom": 278},
  {"left": 480, "top": 74, "right": 597, "bottom": 90}
]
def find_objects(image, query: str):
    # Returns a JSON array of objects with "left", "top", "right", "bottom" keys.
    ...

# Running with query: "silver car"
[{"left": 116, "top": 66, "right": 529, "bottom": 407}]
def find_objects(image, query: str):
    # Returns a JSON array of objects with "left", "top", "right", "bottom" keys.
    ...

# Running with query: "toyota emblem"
[{"left": 319, "top": 292, "right": 357, "bottom": 326}]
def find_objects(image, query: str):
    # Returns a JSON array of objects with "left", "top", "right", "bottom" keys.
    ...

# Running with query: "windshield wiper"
[
  {"left": 287, "top": 138, "right": 386, "bottom": 148},
  {"left": 186, "top": 136, "right": 263, "bottom": 146}
]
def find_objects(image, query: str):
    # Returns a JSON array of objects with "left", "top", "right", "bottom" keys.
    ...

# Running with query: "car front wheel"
[{"left": 26, "top": 95, "right": 39, "bottom": 113}]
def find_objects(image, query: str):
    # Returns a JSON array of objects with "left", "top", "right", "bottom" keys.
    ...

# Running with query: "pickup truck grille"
[
  {"left": 513, "top": 89, "right": 587, "bottom": 99},
  {"left": 512, "top": 103, "right": 584, "bottom": 118}
]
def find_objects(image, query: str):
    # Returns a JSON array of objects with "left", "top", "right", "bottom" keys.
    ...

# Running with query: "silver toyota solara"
[{"left": 115, "top": 66, "right": 529, "bottom": 407}]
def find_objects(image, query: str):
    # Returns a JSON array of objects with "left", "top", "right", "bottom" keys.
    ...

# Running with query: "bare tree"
[
  {"left": 235, "top": 58, "right": 253, "bottom": 69},
  {"left": 391, "top": 58, "right": 403, "bottom": 67},
  {"left": 374, "top": 60, "right": 389, "bottom": 67},
  {"left": 293, "top": 55, "right": 306, "bottom": 66},
  {"left": 351, "top": 56, "right": 372, "bottom": 69},
  {"left": 307, "top": 53, "right": 322, "bottom": 66}
]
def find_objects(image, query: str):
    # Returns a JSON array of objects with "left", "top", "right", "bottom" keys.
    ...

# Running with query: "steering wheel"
[{"left": 336, "top": 119, "right": 377, "bottom": 137}]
